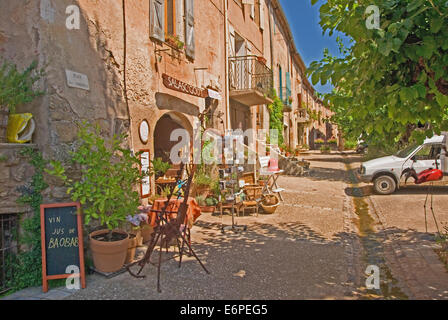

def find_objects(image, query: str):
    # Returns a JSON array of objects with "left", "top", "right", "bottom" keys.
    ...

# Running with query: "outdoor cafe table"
[{"left": 148, "top": 197, "right": 202, "bottom": 229}]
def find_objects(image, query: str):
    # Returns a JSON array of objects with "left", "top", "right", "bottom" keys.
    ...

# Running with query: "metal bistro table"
[{"left": 260, "top": 170, "right": 285, "bottom": 202}]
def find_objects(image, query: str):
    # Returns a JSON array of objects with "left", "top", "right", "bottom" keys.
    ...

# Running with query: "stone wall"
[{"left": 0, "top": 144, "right": 36, "bottom": 215}]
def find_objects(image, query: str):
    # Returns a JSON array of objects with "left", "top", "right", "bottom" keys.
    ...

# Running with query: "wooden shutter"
[
  {"left": 259, "top": 0, "right": 265, "bottom": 30},
  {"left": 286, "top": 71, "right": 291, "bottom": 100},
  {"left": 150, "top": 0, "right": 165, "bottom": 42},
  {"left": 185, "top": 0, "right": 195, "bottom": 59}
]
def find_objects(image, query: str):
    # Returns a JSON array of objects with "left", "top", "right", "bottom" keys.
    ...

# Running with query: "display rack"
[{"left": 219, "top": 165, "right": 247, "bottom": 233}]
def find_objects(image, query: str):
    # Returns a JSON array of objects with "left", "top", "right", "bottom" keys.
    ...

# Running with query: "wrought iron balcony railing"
[
  {"left": 229, "top": 55, "right": 273, "bottom": 105},
  {"left": 296, "top": 107, "right": 310, "bottom": 123}
]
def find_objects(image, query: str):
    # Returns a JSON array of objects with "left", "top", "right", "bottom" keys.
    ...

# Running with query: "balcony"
[
  {"left": 229, "top": 56, "right": 273, "bottom": 106},
  {"left": 295, "top": 108, "right": 310, "bottom": 123},
  {"left": 281, "top": 87, "right": 292, "bottom": 112}
]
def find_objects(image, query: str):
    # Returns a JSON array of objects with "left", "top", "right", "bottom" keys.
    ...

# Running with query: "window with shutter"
[
  {"left": 185, "top": 0, "right": 195, "bottom": 59},
  {"left": 150, "top": 0, "right": 165, "bottom": 42},
  {"left": 259, "top": 0, "right": 264, "bottom": 30}
]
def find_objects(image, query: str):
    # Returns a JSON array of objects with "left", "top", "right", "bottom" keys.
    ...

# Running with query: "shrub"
[
  {"left": 47, "top": 122, "right": 144, "bottom": 231},
  {"left": 344, "top": 140, "right": 357, "bottom": 150},
  {"left": 0, "top": 60, "right": 45, "bottom": 114}
]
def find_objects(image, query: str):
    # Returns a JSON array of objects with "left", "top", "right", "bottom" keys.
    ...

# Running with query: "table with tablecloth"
[{"left": 148, "top": 197, "right": 201, "bottom": 229}]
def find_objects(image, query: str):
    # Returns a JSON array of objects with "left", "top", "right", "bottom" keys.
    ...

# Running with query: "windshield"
[{"left": 395, "top": 144, "right": 418, "bottom": 158}]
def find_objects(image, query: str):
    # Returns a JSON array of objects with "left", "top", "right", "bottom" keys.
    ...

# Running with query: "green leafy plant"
[
  {"left": 46, "top": 122, "right": 144, "bottom": 233},
  {"left": 328, "top": 138, "right": 338, "bottom": 145},
  {"left": 315, "top": 139, "right": 325, "bottom": 144},
  {"left": 344, "top": 140, "right": 358, "bottom": 150},
  {"left": 205, "top": 196, "right": 218, "bottom": 207},
  {"left": 151, "top": 157, "right": 171, "bottom": 178},
  {"left": 0, "top": 60, "right": 45, "bottom": 114},
  {"left": 320, "top": 145, "right": 331, "bottom": 153},
  {"left": 195, "top": 195, "right": 206, "bottom": 206},
  {"left": 8, "top": 148, "right": 48, "bottom": 291},
  {"left": 165, "top": 34, "right": 185, "bottom": 50},
  {"left": 267, "top": 89, "right": 285, "bottom": 145},
  {"left": 308, "top": 0, "right": 448, "bottom": 148}
]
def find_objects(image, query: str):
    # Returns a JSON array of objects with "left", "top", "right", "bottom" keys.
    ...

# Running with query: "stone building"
[{"left": 0, "top": 0, "right": 337, "bottom": 208}]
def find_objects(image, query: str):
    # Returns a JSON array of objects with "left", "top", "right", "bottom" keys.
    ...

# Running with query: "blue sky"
[{"left": 279, "top": 0, "right": 349, "bottom": 93}]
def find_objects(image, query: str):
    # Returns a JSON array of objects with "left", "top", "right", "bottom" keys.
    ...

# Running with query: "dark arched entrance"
[{"left": 153, "top": 113, "right": 191, "bottom": 164}]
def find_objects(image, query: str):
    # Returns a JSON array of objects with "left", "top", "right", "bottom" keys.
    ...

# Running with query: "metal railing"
[
  {"left": 296, "top": 108, "right": 310, "bottom": 122},
  {"left": 0, "top": 214, "right": 18, "bottom": 294},
  {"left": 229, "top": 55, "right": 273, "bottom": 97}
]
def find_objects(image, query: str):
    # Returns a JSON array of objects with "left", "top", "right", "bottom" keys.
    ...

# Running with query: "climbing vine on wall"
[
  {"left": 8, "top": 147, "right": 48, "bottom": 291},
  {"left": 267, "top": 89, "right": 285, "bottom": 145}
]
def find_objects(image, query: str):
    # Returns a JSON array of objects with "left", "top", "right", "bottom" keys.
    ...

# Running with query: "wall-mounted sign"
[
  {"left": 65, "top": 70, "right": 90, "bottom": 91},
  {"left": 139, "top": 150, "right": 151, "bottom": 198},
  {"left": 207, "top": 89, "right": 222, "bottom": 100},
  {"left": 162, "top": 73, "right": 207, "bottom": 98},
  {"left": 139, "top": 120, "right": 149, "bottom": 145},
  {"left": 40, "top": 202, "right": 86, "bottom": 293}
]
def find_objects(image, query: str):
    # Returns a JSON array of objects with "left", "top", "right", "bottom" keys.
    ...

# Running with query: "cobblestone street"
[{"left": 5, "top": 151, "right": 447, "bottom": 300}]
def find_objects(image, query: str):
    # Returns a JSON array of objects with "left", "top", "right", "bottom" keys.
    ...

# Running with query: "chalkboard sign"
[{"left": 40, "top": 202, "right": 86, "bottom": 293}]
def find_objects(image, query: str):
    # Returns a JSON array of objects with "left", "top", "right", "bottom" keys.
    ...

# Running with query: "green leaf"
[{"left": 430, "top": 17, "right": 443, "bottom": 34}]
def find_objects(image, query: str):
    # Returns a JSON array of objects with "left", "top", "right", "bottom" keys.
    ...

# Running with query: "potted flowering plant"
[
  {"left": 137, "top": 205, "right": 154, "bottom": 243},
  {"left": 125, "top": 212, "right": 148, "bottom": 264}
]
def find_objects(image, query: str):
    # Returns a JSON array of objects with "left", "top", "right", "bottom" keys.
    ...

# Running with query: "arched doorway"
[
  {"left": 153, "top": 112, "right": 192, "bottom": 164},
  {"left": 153, "top": 112, "right": 193, "bottom": 195}
]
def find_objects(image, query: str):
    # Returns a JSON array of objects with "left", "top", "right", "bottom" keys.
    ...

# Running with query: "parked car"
[{"left": 358, "top": 135, "right": 446, "bottom": 195}]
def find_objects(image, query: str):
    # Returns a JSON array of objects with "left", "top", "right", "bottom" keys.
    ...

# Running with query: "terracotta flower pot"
[
  {"left": 131, "top": 229, "right": 143, "bottom": 247},
  {"left": 125, "top": 233, "right": 138, "bottom": 264},
  {"left": 89, "top": 229, "right": 129, "bottom": 273},
  {"left": 200, "top": 206, "right": 216, "bottom": 213},
  {"left": 141, "top": 223, "right": 153, "bottom": 243}
]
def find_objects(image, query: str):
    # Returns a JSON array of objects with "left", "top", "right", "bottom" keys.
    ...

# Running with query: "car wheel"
[{"left": 373, "top": 175, "right": 397, "bottom": 195}]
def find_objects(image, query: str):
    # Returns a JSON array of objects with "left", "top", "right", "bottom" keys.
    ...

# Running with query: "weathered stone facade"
[
  {"left": 0, "top": 0, "right": 338, "bottom": 212},
  {"left": 0, "top": 144, "right": 36, "bottom": 215}
]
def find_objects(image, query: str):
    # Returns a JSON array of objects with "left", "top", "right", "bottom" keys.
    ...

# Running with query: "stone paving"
[{"left": 2, "top": 151, "right": 447, "bottom": 300}]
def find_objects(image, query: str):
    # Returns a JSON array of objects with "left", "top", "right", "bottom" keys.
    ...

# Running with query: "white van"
[{"left": 358, "top": 134, "right": 448, "bottom": 195}]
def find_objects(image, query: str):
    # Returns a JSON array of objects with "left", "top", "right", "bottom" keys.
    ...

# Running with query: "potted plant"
[
  {"left": 203, "top": 196, "right": 218, "bottom": 213},
  {"left": 125, "top": 212, "right": 148, "bottom": 264},
  {"left": 285, "top": 146, "right": 292, "bottom": 157},
  {"left": 193, "top": 167, "right": 214, "bottom": 197},
  {"left": 294, "top": 147, "right": 300, "bottom": 156},
  {"left": 257, "top": 56, "right": 267, "bottom": 64},
  {"left": 258, "top": 175, "right": 268, "bottom": 186},
  {"left": 47, "top": 122, "right": 144, "bottom": 273},
  {"left": 0, "top": 60, "right": 44, "bottom": 143},
  {"left": 320, "top": 145, "right": 331, "bottom": 154},
  {"left": 138, "top": 204, "right": 154, "bottom": 243},
  {"left": 151, "top": 157, "right": 172, "bottom": 179},
  {"left": 165, "top": 34, "right": 185, "bottom": 50}
]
